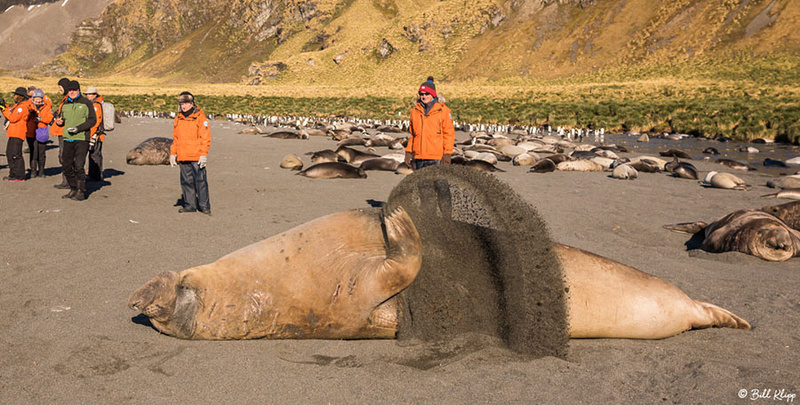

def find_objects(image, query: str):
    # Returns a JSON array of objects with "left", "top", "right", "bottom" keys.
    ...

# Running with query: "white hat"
[{"left": 85, "top": 86, "right": 98, "bottom": 94}]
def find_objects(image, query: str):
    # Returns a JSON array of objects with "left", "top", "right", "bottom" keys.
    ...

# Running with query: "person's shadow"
[{"left": 86, "top": 168, "right": 126, "bottom": 196}]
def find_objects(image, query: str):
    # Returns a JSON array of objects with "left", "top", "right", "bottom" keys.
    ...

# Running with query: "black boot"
[
  {"left": 72, "top": 190, "right": 86, "bottom": 201},
  {"left": 62, "top": 189, "right": 78, "bottom": 199}
]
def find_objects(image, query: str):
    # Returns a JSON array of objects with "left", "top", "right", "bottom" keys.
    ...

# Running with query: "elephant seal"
[
  {"left": 556, "top": 159, "right": 604, "bottom": 172},
  {"left": 717, "top": 158, "right": 754, "bottom": 171},
  {"left": 126, "top": 137, "right": 173, "bottom": 165},
  {"left": 664, "top": 207, "right": 800, "bottom": 262},
  {"left": 764, "top": 158, "right": 789, "bottom": 168},
  {"left": 704, "top": 171, "right": 750, "bottom": 190},
  {"left": 529, "top": 158, "right": 556, "bottom": 173},
  {"left": 280, "top": 154, "right": 303, "bottom": 170},
  {"left": 611, "top": 163, "right": 638, "bottom": 180},
  {"left": 359, "top": 158, "right": 403, "bottom": 171},
  {"left": 264, "top": 131, "right": 308, "bottom": 140},
  {"left": 660, "top": 149, "right": 692, "bottom": 159},
  {"left": 666, "top": 158, "right": 698, "bottom": 180},
  {"left": 767, "top": 175, "right": 800, "bottom": 189},
  {"left": 298, "top": 162, "right": 367, "bottom": 179},
  {"left": 336, "top": 146, "right": 381, "bottom": 164},
  {"left": 306, "top": 149, "right": 339, "bottom": 163},
  {"left": 761, "top": 188, "right": 800, "bottom": 201},
  {"left": 129, "top": 207, "right": 422, "bottom": 339},
  {"left": 462, "top": 159, "right": 505, "bottom": 172},
  {"left": 760, "top": 200, "right": 800, "bottom": 231},
  {"left": 130, "top": 165, "right": 749, "bottom": 356},
  {"left": 703, "top": 147, "right": 720, "bottom": 155},
  {"left": 512, "top": 153, "right": 537, "bottom": 166}
]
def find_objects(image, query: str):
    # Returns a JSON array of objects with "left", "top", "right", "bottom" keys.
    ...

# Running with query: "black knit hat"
[
  {"left": 13, "top": 87, "right": 29, "bottom": 98},
  {"left": 64, "top": 80, "right": 80, "bottom": 92},
  {"left": 418, "top": 76, "right": 437, "bottom": 98}
]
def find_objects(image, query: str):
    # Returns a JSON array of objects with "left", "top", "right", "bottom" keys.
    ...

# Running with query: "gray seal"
[
  {"left": 298, "top": 162, "right": 367, "bottom": 179},
  {"left": 126, "top": 137, "right": 173, "bottom": 165}
]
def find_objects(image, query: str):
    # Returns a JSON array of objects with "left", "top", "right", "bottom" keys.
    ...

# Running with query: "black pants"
[
  {"left": 26, "top": 137, "right": 35, "bottom": 172},
  {"left": 88, "top": 140, "right": 103, "bottom": 181},
  {"left": 62, "top": 140, "right": 89, "bottom": 192},
  {"left": 179, "top": 162, "right": 210, "bottom": 211},
  {"left": 5, "top": 137, "right": 25, "bottom": 180},
  {"left": 31, "top": 139, "right": 46, "bottom": 176}
]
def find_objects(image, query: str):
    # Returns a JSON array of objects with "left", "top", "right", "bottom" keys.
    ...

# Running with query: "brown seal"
[
  {"left": 665, "top": 203, "right": 800, "bottom": 262},
  {"left": 298, "top": 162, "right": 367, "bottom": 179},
  {"left": 129, "top": 208, "right": 422, "bottom": 339},
  {"left": 126, "top": 137, "right": 173, "bottom": 165}
]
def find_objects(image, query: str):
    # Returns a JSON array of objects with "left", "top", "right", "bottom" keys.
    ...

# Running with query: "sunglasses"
[{"left": 419, "top": 92, "right": 431, "bottom": 97}]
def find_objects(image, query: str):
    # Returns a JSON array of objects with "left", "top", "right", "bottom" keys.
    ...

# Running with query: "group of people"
[
  {"left": 1, "top": 78, "right": 107, "bottom": 201},
  {"left": 3, "top": 75, "right": 452, "bottom": 213}
]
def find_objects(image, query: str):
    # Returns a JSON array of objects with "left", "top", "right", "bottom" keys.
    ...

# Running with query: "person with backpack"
[
  {"left": 30, "top": 89, "right": 54, "bottom": 178},
  {"left": 1, "top": 87, "right": 35, "bottom": 182},
  {"left": 170, "top": 91, "right": 211, "bottom": 215},
  {"left": 53, "top": 80, "right": 96, "bottom": 201},
  {"left": 84, "top": 86, "right": 105, "bottom": 182}
]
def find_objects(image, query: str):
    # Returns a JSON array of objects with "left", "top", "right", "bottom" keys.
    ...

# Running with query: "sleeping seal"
[
  {"left": 298, "top": 162, "right": 367, "bottom": 179},
  {"left": 126, "top": 137, "right": 173, "bottom": 165},
  {"left": 664, "top": 206, "right": 800, "bottom": 262}
]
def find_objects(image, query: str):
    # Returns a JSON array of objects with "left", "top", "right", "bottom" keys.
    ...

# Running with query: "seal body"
[
  {"left": 298, "top": 162, "right": 367, "bottom": 179},
  {"left": 558, "top": 244, "right": 749, "bottom": 338},
  {"left": 126, "top": 137, "right": 173, "bottom": 165},
  {"left": 129, "top": 208, "right": 422, "bottom": 340}
]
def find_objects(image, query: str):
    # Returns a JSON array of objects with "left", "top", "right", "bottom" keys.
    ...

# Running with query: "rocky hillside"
[{"left": 19, "top": 0, "right": 800, "bottom": 84}]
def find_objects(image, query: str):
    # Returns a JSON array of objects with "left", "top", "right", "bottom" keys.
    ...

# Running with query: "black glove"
[{"left": 67, "top": 127, "right": 78, "bottom": 134}]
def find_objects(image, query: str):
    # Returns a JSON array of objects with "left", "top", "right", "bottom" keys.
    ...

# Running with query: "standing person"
[
  {"left": 52, "top": 77, "right": 70, "bottom": 189},
  {"left": 170, "top": 92, "right": 211, "bottom": 215},
  {"left": 404, "top": 76, "right": 455, "bottom": 170},
  {"left": 84, "top": 86, "right": 105, "bottom": 182},
  {"left": 53, "top": 80, "right": 96, "bottom": 201},
  {"left": 1, "top": 87, "right": 34, "bottom": 182},
  {"left": 30, "top": 89, "right": 54, "bottom": 178}
]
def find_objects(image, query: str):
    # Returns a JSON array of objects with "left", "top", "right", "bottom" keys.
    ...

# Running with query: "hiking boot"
[
  {"left": 178, "top": 207, "right": 197, "bottom": 213},
  {"left": 62, "top": 190, "right": 78, "bottom": 199},
  {"left": 72, "top": 191, "right": 86, "bottom": 201},
  {"left": 199, "top": 209, "right": 212, "bottom": 216},
  {"left": 54, "top": 183, "right": 70, "bottom": 189}
]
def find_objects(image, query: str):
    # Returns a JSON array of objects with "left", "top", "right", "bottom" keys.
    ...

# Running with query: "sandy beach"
[{"left": 1, "top": 116, "right": 797, "bottom": 404}]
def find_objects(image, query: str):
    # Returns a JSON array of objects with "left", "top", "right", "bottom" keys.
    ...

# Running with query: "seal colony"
[{"left": 130, "top": 166, "right": 749, "bottom": 357}]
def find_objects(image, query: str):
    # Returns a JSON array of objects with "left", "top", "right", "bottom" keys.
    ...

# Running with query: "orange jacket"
[
  {"left": 35, "top": 97, "right": 54, "bottom": 129},
  {"left": 2, "top": 99, "right": 35, "bottom": 140},
  {"left": 405, "top": 101, "right": 455, "bottom": 160},
  {"left": 90, "top": 95, "right": 104, "bottom": 142},
  {"left": 51, "top": 96, "right": 67, "bottom": 137},
  {"left": 171, "top": 107, "right": 211, "bottom": 161}
]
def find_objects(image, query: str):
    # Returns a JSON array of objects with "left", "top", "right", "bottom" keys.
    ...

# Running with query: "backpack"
[{"left": 102, "top": 101, "right": 116, "bottom": 132}]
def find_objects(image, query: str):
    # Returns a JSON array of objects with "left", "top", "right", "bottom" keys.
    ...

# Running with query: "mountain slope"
[{"left": 24, "top": 0, "right": 800, "bottom": 84}]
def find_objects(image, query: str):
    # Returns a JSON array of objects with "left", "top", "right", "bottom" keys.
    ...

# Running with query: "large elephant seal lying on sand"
[
  {"left": 665, "top": 201, "right": 800, "bottom": 261},
  {"left": 126, "top": 137, "right": 173, "bottom": 165},
  {"left": 130, "top": 166, "right": 749, "bottom": 357}
]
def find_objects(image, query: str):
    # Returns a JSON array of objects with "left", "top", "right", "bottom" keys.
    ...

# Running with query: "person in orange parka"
[
  {"left": 1, "top": 87, "right": 35, "bottom": 181},
  {"left": 52, "top": 77, "right": 70, "bottom": 189},
  {"left": 404, "top": 76, "right": 455, "bottom": 171},
  {"left": 30, "top": 89, "right": 54, "bottom": 178},
  {"left": 84, "top": 86, "right": 105, "bottom": 182},
  {"left": 170, "top": 91, "right": 211, "bottom": 215}
]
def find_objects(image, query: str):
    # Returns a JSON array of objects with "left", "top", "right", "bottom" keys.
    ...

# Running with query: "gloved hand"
[
  {"left": 198, "top": 155, "right": 207, "bottom": 169},
  {"left": 441, "top": 154, "right": 452, "bottom": 165},
  {"left": 0, "top": 98, "right": 5, "bottom": 111},
  {"left": 404, "top": 152, "right": 413, "bottom": 168},
  {"left": 67, "top": 127, "right": 78, "bottom": 134},
  {"left": 169, "top": 155, "right": 177, "bottom": 167}
]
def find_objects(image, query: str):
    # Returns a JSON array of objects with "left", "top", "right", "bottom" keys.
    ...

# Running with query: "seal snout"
[{"left": 128, "top": 271, "right": 181, "bottom": 319}]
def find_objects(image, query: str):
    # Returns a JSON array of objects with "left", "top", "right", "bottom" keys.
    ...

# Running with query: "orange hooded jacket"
[
  {"left": 35, "top": 97, "right": 54, "bottom": 129},
  {"left": 3, "top": 99, "right": 35, "bottom": 140},
  {"left": 170, "top": 107, "right": 211, "bottom": 161},
  {"left": 405, "top": 101, "right": 455, "bottom": 160}
]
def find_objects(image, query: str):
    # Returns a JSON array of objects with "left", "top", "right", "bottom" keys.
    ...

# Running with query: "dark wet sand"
[{"left": 0, "top": 117, "right": 797, "bottom": 403}]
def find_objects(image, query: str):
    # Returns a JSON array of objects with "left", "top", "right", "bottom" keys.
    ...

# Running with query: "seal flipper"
[
  {"left": 692, "top": 301, "right": 751, "bottom": 331},
  {"left": 377, "top": 207, "right": 422, "bottom": 295},
  {"left": 663, "top": 221, "right": 708, "bottom": 234}
]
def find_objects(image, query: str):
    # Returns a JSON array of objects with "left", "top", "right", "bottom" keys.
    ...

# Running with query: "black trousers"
[
  {"left": 26, "top": 137, "right": 35, "bottom": 171},
  {"left": 88, "top": 140, "right": 103, "bottom": 181},
  {"left": 179, "top": 162, "right": 210, "bottom": 211},
  {"left": 5, "top": 137, "right": 25, "bottom": 179},
  {"left": 62, "top": 140, "right": 89, "bottom": 192},
  {"left": 31, "top": 138, "right": 46, "bottom": 176},
  {"left": 57, "top": 136, "right": 67, "bottom": 184}
]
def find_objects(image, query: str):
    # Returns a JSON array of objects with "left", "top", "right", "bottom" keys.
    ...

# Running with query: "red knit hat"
[{"left": 418, "top": 76, "right": 437, "bottom": 98}]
